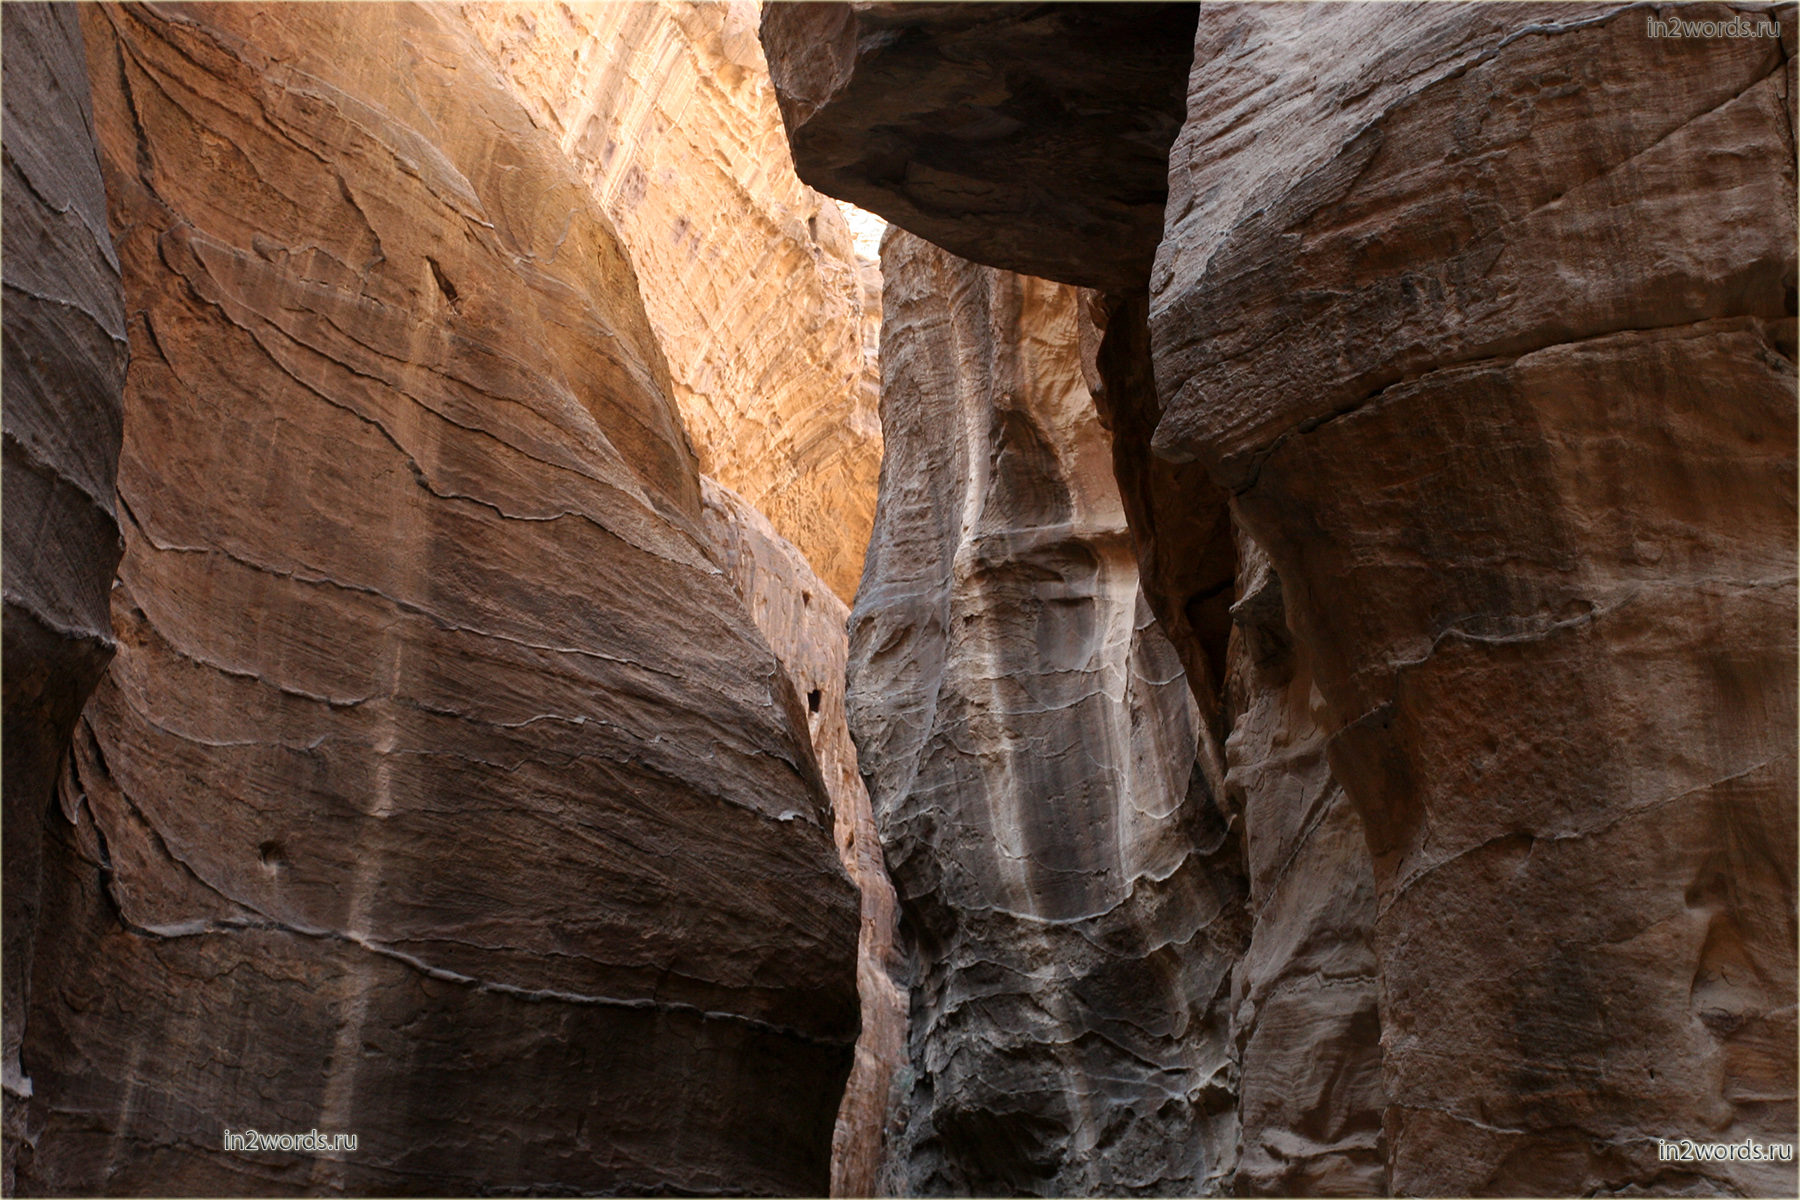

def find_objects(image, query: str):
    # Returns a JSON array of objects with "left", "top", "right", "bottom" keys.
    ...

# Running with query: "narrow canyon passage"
[{"left": 2, "top": 2, "right": 1795, "bottom": 1199}]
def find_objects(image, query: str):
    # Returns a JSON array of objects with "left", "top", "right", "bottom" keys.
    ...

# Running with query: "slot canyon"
[{"left": 1, "top": 1, "right": 1793, "bottom": 1197}]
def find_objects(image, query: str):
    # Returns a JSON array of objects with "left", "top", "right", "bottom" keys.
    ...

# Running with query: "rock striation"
[
  {"left": 847, "top": 229, "right": 1248, "bottom": 1196},
  {"left": 771, "top": 1, "right": 1798, "bottom": 1194},
  {"left": 1221, "top": 533, "right": 1386, "bottom": 1197},
  {"left": 1, "top": 4, "right": 130, "bottom": 1191},
  {"left": 463, "top": 1, "right": 882, "bottom": 603},
  {"left": 13, "top": 3, "right": 860, "bottom": 1194}
]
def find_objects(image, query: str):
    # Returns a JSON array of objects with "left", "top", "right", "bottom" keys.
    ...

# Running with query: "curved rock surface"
[
  {"left": 1, "top": 4, "right": 130, "bottom": 1190},
  {"left": 770, "top": 2, "right": 1797, "bottom": 1194},
  {"left": 1153, "top": 4, "right": 1796, "bottom": 1193},
  {"left": 15, "top": 4, "right": 859, "bottom": 1193},
  {"left": 847, "top": 229, "right": 1248, "bottom": 1196},
  {"left": 463, "top": 1, "right": 881, "bottom": 602},
  {"left": 761, "top": 2, "right": 1199, "bottom": 292}
]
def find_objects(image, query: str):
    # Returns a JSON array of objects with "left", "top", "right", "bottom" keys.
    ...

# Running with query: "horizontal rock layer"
[
  {"left": 17, "top": 3, "right": 860, "bottom": 1194},
  {"left": 1, "top": 4, "right": 130, "bottom": 1191},
  {"left": 761, "top": 2, "right": 1199, "bottom": 292},
  {"left": 464, "top": 0, "right": 881, "bottom": 602},
  {"left": 848, "top": 230, "right": 1248, "bottom": 1196}
]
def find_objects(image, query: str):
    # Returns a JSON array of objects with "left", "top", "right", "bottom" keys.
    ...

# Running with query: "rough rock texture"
[
  {"left": 700, "top": 477, "right": 906, "bottom": 1199},
  {"left": 760, "top": 3, "right": 1199, "bottom": 292},
  {"left": 1221, "top": 533, "right": 1386, "bottom": 1198},
  {"left": 462, "top": 1, "right": 881, "bottom": 602},
  {"left": 847, "top": 229, "right": 1248, "bottom": 1197},
  {"left": 771, "top": 2, "right": 1796, "bottom": 1194},
  {"left": 15, "top": 3, "right": 859, "bottom": 1194},
  {"left": 1, "top": 5, "right": 130, "bottom": 1192},
  {"left": 1151, "top": 3, "right": 1798, "bottom": 1194}
]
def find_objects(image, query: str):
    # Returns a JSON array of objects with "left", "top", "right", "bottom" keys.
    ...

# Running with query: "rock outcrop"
[
  {"left": 771, "top": 1, "right": 1798, "bottom": 1195},
  {"left": 14, "top": 4, "right": 859, "bottom": 1193},
  {"left": 761, "top": 3, "right": 1198, "bottom": 293},
  {"left": 847, "top": 229, "right": 1248, "bottom": 1196},
  {"left": 700, "top": 477, "right": 906, "bottom": 1199},
  {"left": 463, "top": 1, "right": 881, "bottom": 603},
  {"left": 1154, "top": 5, "right": 1796, "bottom": 1193},
  {"left": 1, "top": 4, "right": 130, "bottom": 1191}
]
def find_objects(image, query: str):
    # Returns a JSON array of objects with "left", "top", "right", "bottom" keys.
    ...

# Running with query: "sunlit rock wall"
[{"left": 464, "top": 0, "right": 881, "bottom": 602}]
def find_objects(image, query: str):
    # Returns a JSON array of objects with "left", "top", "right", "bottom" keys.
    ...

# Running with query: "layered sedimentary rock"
[
  {"left": 847, "top": 229, "right": 1248, "bottom": 1196},
  {"left": 772, "top": 2, "right": 1797, "bottom": 1194},
  {"left": 16, "top": 4, "right": 859, "bottom": 1193},
  {"left": 761, "top": 3, "right": 1198, "bottom": 292},
  {"left": 1, "top": 5, "right": 130, "bottom": 1191},
  {"left": 463, "top": 1, "right": 881, "bottom": 602},
  {"left": 1150, "top": 3, "right": 1796, "bottom": 1194},
  {"left": 700, "top": 478, "right": 906, "bottom": 1199}
]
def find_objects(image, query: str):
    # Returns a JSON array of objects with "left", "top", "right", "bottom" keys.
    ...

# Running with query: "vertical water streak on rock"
[{"left": 849, "top": 229, "right": 1249, "bottom": 1196}]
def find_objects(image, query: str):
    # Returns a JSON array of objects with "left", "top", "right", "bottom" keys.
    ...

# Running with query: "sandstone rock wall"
[
  {"left": 15, "top": 4, "right": 859, "bottom": 1193},
  {"left": 770, "top": 2, "right": 1798, "bottom": 1194},
  {"left": 1153, "top": 5, "right": 1796, "bottom": 1192},
  {"left": 1, "top": 5, "right": 130, "bottom": 1190},
  {"left": 462, "top": 1, "right": 881, "bottom": 603},
  {"left": 700, "top": 477, "right": 906, "bottom": 1199},
  {"left": 847, "top": 229, "right": 1248, "bottom": 1196}
]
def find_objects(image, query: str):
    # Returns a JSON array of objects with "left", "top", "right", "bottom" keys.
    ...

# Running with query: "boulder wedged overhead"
[
  {"left": 848, "top": 229, "right": 1248, "bottom": 1196},
  {"left": 16, "top": 3, "right": 860, "bottom": 1193},
  {"left": 1, "top": 4, "right": 130, "bottom": 1190},
  {"left": 760, "top": 2, "right": 1198, "bottom": 291},
  {"left": 1153, "top": 3, "right": 1797, "bottom": 1193}
]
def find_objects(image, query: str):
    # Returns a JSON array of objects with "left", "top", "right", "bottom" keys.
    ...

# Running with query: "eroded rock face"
[
  {"left": 16, "top": 4, "right": 859, "bottom": 1193},
  {"left": 1, "top": 4, "right": 129, "bottom": 1189},
  {"left": 847, "top": 229, "right": 1248, "bottom": 1196},
  {"left": 700, "top": 477, "right": 907, "bottom": 1199},
  {"left": 760, "top": 3, "right": 1199, "bottom": 291},
  {"left": 1222, "top": 533, "right": 1386, "bottom": 1198},
  {"left": 463, "top": 1, "right": 881, "bottom": 603},
  {"left": 1153, "top": 3, "right": 1797, "bottom": 1193}
]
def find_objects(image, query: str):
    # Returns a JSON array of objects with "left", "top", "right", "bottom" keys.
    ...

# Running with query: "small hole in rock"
[
  {"left": 802, "top": 591, "right": 812, "bottom": 607},
  {"left": 807, "top": 688, "right": 822, "bottom": 714},
  {"left": 258, "top": 839, "right": 286, "bottom": 868}
]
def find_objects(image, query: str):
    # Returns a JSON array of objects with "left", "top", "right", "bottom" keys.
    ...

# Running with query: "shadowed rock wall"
[
  {"left": 1, "top": 5, "right": 130, "bottom": 1190},
  {"left": 14, "top": 4, "right": 859, "bottom": 1193},
  {"left": 847, "top": 229, "right": 1248, "bottom": 1197},
  {"left": 1153, "top": 5, "right": 1796, "bottom": 1193},
  {"left": 464, "top": 0, "right": 882, "bottom": 603},
  {"left": 700, "top": 476, "right": 907, "bottom": 1199}
]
